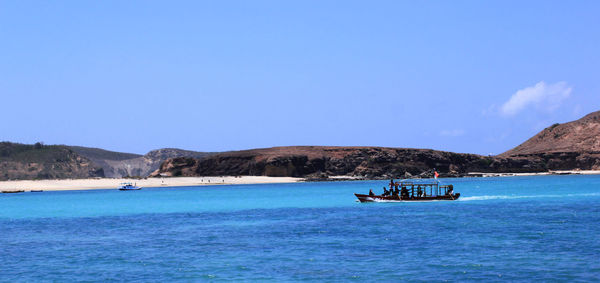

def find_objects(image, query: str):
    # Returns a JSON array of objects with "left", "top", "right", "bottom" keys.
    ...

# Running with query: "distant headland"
[
  {"left": 2, "top": 110, "right": 599, "bottom": 184},
  {"left": 152, "top": 110, "right": 600, "bottom": 179}
]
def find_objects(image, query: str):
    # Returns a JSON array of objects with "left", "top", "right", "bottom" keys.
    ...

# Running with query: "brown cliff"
[
  {"left": 151, "top": 146, "right": 547, "bottom": 179},
  {"left": 153, "top": 110, "right": 600, "bottom": 178}
]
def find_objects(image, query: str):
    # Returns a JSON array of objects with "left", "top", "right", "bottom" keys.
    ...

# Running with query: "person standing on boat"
[{"left": 400, "top": 186, "right": 408, "bottom": 199}]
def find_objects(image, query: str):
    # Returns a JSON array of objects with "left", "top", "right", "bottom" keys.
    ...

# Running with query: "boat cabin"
[{"left": 392, "top": 181, "right": 454, "bottom": 198}]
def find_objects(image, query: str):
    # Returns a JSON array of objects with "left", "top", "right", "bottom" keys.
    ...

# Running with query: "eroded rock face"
[
  {"left": 152, "top": 146, "right": 533, "bottom": 178},
  {"left": 70, "top": 147, "right": 214, "bottom": 178}
]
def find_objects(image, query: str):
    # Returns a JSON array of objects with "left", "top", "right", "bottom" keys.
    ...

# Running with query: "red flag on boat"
[{"left": 434, "top": 171, "right": 439, "bottom": 179}]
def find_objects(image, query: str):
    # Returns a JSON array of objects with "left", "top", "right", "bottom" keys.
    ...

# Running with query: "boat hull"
[
  {"left": 355, "top": 193, "right": 460, "bottom": 202},
  {"left": 119, "top": 187, "right": 142, "bottom": 191}
]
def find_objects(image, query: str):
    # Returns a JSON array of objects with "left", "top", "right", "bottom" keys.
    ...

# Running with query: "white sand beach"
[{"left": 0, "top": 176, "right": 303, "bottom": 192}]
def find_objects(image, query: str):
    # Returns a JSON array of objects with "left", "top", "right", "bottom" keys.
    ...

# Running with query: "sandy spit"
[{"left": 0, "top": 176, "right": 304, "bottom": 192}]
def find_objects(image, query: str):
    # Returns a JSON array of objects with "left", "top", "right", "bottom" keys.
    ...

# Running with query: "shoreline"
[
  {"left": 2, "top": 171, "right": 600, "bottom": 192},
  {"left": 0, "top": 176, "right": 304, "bottom": 192},
  {"left": 467, "top": 170, "right": 600, "bottom": 177}
]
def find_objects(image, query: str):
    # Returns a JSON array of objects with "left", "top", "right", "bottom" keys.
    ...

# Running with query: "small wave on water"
[{"left": 459, "top": 192, "right": 600, "bottom": 202}]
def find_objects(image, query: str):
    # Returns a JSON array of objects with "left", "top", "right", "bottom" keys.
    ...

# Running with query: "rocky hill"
[
  {"left": 151, "top": 146, "right": 549, "bottom": 179},
  {"left": 4, "top": 110, "right": 599, "bottom": 180},
  {"left": 0, "top": 142, "right": 104, "bottom": 180},
  {"left": 69, "top": 146, "right": 214, "bottom": 178},
  {"left": 501, "top": 111, "right": 600, "bottom": 170},
  {"left": 153, "top": 110, "right": 600, "bottom": 178},
  {"left": 503, "top": 111, "right": 600, "bottom": 155}
]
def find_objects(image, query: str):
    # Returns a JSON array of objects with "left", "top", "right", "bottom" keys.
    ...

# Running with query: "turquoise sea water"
[{"left": 1, "top": 175, "right": 600, "bottom": 281}]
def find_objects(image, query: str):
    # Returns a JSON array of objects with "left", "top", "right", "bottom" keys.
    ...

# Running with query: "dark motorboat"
[
  {"left": 355, "top": 179, "right": 460, "bottom": 203},
  {"left": 2, "top": 190, "right": 25, "bottom": 193}
]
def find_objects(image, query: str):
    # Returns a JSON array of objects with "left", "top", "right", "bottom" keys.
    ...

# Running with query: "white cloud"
[
  {"left": 500, "top": 81, "right": 572, "bottom": 117},
  {"left": 439, "top": 129, "right": 465, "bottom": 137}
]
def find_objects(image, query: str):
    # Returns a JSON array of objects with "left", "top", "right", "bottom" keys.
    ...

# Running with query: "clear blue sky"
[{"left": 1, "top": 1, "right": 599, "bottom": 155}]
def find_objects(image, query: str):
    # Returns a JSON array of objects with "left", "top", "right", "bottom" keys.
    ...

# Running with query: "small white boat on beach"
[{"left": 118, "top": 182, "right": 142, "bottom": 191}]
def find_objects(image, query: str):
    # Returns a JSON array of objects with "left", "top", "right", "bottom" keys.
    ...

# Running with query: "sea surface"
[{"left": 1, "top": 175, "right": 600, "bottom": 282}]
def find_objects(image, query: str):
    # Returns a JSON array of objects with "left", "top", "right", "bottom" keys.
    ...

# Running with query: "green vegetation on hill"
[
  {"left": 1, "top": 142, "right": 71, "bottom": 162},
  {"left": 0, "top": 142, "right": 214, "bottom": 180},
  {"left": 0, "top": 142, "right": 104, "bottom": 180},
  {"left": 68, "top": 145, "right": 142, "bottom": 161}
]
